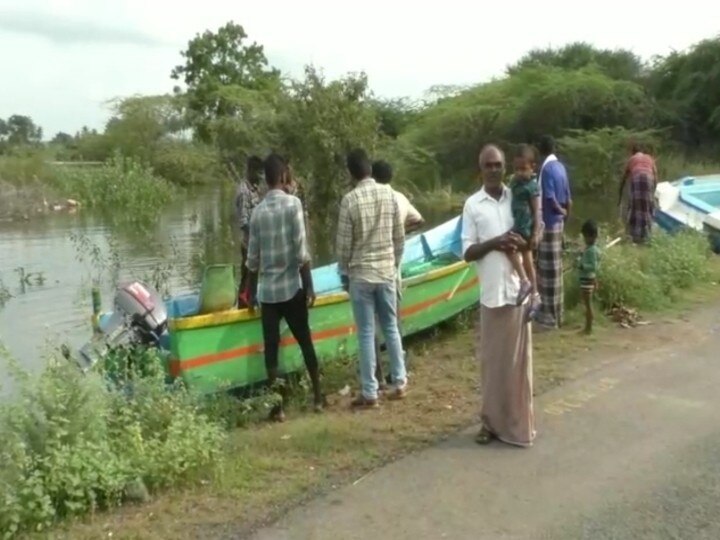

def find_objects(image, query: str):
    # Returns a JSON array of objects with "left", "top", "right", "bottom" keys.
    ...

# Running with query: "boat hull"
[
  {"left": 168, "top": 261, "right": 479, "bottom": 394},
  {"left": 654, "top": 174, "right": 720, "bottom": 253}
]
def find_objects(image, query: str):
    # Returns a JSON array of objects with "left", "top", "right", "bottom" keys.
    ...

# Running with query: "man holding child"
[{"left": 461, "top": 144, "right": 536, "bottom": 448}]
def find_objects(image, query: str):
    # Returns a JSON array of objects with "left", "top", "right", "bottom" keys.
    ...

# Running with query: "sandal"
[
  {"left": 475, "top": 427, "right": 495, "bottom": 445},
  {"left": 350, "top": 395, "right": 379, "bottom": 410},
  {"left": 268, "top": 405, "right": 286, "bottom": 423}
]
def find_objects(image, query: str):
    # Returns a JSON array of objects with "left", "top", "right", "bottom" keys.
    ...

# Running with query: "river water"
[
  {"left": 0, "top": 184, "right": 460, "bottom": 382},
  {"left": 0, "top": 182, "right": 609, "bottom": 387}
]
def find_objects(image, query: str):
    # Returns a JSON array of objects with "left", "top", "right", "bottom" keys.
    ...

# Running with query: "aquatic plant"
[
  {"left": 0, "top": 276, "right": 12, "bottom": 308},
  {"left": 52, "top": 154, "right": 174, "bottom": 222}
]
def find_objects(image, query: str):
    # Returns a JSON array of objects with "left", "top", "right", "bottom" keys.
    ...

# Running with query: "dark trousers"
[
  {"left": 237, "top": 242, "right": 249, "bottom": 307},
  {"left": 261, "top": 289, "right": 320, "bottom": 398}
]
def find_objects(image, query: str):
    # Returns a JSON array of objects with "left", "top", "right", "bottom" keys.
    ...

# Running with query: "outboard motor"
[{"left": 70, "top": 281, "right": 168, "bottom": 372}]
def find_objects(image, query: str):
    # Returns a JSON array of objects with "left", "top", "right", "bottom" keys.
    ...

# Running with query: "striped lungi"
[
  {"left": 537, "top": 222, "right": 564, "bottom": 328},
  {"left": 628, "top": 172, "right": 655, "bottom": 244}
]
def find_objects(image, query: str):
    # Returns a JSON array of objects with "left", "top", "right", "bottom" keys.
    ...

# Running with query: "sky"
[{"left": 1, "top": 0, "right": 719, "bottom": 138}]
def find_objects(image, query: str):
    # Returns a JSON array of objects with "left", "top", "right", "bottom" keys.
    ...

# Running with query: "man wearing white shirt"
[{"left": 461, "top": 144, "right": 536, "bottom": 448}]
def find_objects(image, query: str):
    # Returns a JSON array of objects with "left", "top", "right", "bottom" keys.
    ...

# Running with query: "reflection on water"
[{"left": 0, "top": 183, "right": 615, "bottom": 381}]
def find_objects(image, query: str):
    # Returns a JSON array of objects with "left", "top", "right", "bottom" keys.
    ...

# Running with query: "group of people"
[
  {"left": 236, "top": 150, "right": 423, "bottom": 420},
  {"left": 233, "top": 136, "right": 658, "bottom": 447},
  {"left": 462, "top": 138, "right": 657, "bottom": 447}
]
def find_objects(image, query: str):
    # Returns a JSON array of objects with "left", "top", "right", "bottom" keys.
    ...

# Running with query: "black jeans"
[{"left": 261, "top": 289, "right": 320, "bottom": 387}]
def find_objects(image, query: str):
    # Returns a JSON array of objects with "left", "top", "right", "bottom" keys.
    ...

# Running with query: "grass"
[{"left": 41, "top": 256, "right": 720, "bottom": 540}]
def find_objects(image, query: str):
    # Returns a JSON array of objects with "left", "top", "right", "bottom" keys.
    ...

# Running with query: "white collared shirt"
[{"left": 461, "top": 185, "right": 520, "bottom": 308}]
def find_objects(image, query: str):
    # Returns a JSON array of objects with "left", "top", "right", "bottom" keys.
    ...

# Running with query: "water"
[
  {"left": 0, "top": 185, "right": 459, "bottom": 380},
  {"left": 0, "top": 184, "right": 613, "bottom": 385}
]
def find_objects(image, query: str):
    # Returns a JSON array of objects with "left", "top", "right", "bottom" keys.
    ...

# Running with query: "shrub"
[
  {"left": 51, "top": 153, "right": 174, "bottom": 217},
  {"left": 0, "top": 346, "right": 226, "bottom": 537},
  {"left": 565, "top": 229, "right": 711, "bottom": 313}
]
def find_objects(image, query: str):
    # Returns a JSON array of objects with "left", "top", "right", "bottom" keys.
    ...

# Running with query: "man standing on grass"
[
  {"left": 371, "top": 159, "right": 424, "bottom": 386},
  {"left": 337, "top": 149, "right": 407, "bottom": 409},
  {"left": 462, "top": 144, "right": 535, "bottom": 447},
  {"left": 246, "top": 154, "right": 324, "bottom": 422},
  {"left": 536, "top": 135, "right": 572, "bottom": 329}
]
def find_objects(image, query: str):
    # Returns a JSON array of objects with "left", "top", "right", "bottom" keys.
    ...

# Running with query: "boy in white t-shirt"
[{"left": 372, "top": 160, "right": 425, "bottom": 388}]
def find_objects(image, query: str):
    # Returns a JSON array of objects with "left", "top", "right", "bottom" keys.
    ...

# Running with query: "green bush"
[
  {"left": 51, "top": 153, "right": 174, "bottom": 216},
  {"left": 565, "top": 229, "right": 711, "bottom": 313},
  {"left": 0, "top": 346, "right": 226, "bottom": 537}
]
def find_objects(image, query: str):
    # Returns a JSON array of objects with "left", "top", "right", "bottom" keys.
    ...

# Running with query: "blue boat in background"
[{"left": 654, "top": 174, "right": 720, "bottom": 253}]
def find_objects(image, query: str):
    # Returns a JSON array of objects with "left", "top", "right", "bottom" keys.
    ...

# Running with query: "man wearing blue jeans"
[{"left": 337, "top": 148, "right": 407, "bottom": 408}]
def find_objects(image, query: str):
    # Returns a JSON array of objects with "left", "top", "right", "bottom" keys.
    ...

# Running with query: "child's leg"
[
  {"left": 508, "top": 250, "right": 532, "bottom": 306},
  {"left": 582, "top": 288, "right": 594, "bottom": 334},
  {"left": 508, "top": 251, "right": 528, "bottom": 282}
]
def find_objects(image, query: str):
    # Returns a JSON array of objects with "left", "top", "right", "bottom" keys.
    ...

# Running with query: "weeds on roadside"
[
  {"left": 0, "top": 344, "right": 226, "bottom": 538},
  {"left": 564, "top": 229, "right": 712, "bottom": 313}
]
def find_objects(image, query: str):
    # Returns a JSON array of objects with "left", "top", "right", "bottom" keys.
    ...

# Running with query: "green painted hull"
[{"left": 169, "top": 261, "right": 479, "bottom": 394}]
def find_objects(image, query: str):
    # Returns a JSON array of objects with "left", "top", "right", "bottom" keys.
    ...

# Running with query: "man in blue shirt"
[{"left": 536, "top": 135, "right": 572, "bottom": 329}]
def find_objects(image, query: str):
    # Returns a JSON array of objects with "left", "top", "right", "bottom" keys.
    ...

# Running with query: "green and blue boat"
[{"left": 98, "top": 216, "right": 479, "bottom": 394}]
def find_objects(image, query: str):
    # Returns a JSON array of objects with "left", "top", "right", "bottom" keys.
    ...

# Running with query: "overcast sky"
[{"left": 1, "top": 0, "right": 718, "bottom": 138}]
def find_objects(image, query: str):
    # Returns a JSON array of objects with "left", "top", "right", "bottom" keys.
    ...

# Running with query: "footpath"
[{"left": 248, "top": 306, "right": 720, "bottom": 540}]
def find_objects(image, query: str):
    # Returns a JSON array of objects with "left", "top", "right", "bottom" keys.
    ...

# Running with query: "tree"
[
  {"left": 647, "top": 37, "right": 720, "bottom": 149},
  {"left": 51, "top": 132, "right": 74, "bottom": 145},
  {"left": 507, "top": 42, "right": 646, "bottom": 82},
  {"left": 398, "top": 67, "right": 653, "bottom": 192},
  {"left": 370, "top": 98, "right": 419, "bottom": 139},
  {"left": 171, "top": 21, "right": 281, "bottom": 141},
  {"left": 277, "top": 67, "right": 380, "bottom": 225},
  {"left": 3, "top": 115, "right": 42, "bottom": 145},
  {"left": 103, "top": 95, "right": 185, "bottom": 162}
]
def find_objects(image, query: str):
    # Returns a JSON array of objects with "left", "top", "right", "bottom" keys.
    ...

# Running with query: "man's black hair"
[
  {"left": 372, "top": 160, "right": 393, "bottom": 184},
  {"left": 247, "top": 155, "right": 264, "bottom": 172},
  {"left": 263, "top": 153, "right": 286, "bottom": 187},
  {"left": 346, "top": 148, "right": 371, "bottom": 181},
  {"left": 538, "top": 135, "right": 556, "bottom": 156}
]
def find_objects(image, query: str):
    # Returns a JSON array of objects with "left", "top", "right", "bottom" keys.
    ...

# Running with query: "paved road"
[{"left": 249, "top": 316, "right": 720, "bottom": 540}]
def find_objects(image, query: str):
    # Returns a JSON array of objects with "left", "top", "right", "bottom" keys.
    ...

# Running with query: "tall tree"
[
  {"left": 171, "top": 21, "right": 280, "bottom": 142},
  {"left": 277, "top": 67, "right": 379, "bottom": 225}
]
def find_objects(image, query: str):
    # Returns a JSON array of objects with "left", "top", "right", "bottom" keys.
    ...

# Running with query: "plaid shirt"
[
  {"left": 246, "top": 190, "right": 310, "bottom": 304},
  {"left": 234, "top": 179, "right": 261, "bottom": 233},
  {"left": 336, "top": 178, "right": 404, "bottom": 283}
]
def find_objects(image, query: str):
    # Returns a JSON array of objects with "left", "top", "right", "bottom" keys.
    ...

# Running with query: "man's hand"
[
  {"left": 341, "top": 275, "right": 350, "bottom": 293},
  {"left": 306, "top": 288, "right": 316, "bottom": 308},
  {"left": 495, "top": 231, "right": 527, "bottom": 253}
]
